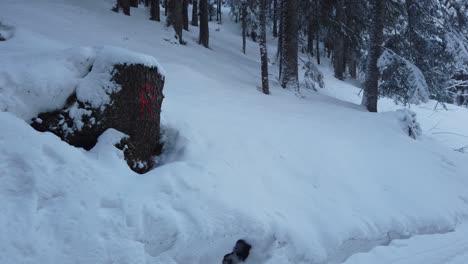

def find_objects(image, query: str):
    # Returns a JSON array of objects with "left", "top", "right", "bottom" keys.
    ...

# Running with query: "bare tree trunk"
[
  {"left": 242, "top": 2, "right": 247, "bottom": 54},
  {"left": 279, "top": 0, "right": 298, "bottom": 89},
  {"left": 130, "top": 0, "right": 139, "bottom": 7},
  {"left": 168, "top": 0, "right": 184, "bottom": 44},
  {"left": 307, "top": 19, "right": 314, "bottom": 56},
  {"left": 150, "top": 0, "right": 160, "bottom": 21},
  {"left": 119, "top": 0, "right": 131, "bottom": 15},
  {"left": 209, "top": 3, "right": 214, "bottom": 21},
  {"left": 315, "top": 0, "right": 320, "bottom": 65},
  {"left": 272, "top": 0, "right": 278, "bottom": 37},
  {"left": 217, "top": 0, "right": 222, "bottom": 24},
  {"left": 350, "top": 56, "right": 357, "bottom": 79},
  {"left": 191, "top": 0, "right": 199, "bottom": 26},
  {"left": 199, "top": 0, "right": 209, "bottom": 47},
  {"left": 183, "top": 0, "right": 189, "bottom": 30},
  {"left": 333, "top": 0, "right": 346, "bottom": 80},
  {"left": 362, "top": 0, "right": 385, "bottom": 112},
  {"left": 164, "top": 0, "right": 168, "bottom": 16},
  {"left": 259, "top": 0, "right": 269, "bottom": 94},
  {"left": 277, "top": 0, "right": 283, "bottom": 78}
]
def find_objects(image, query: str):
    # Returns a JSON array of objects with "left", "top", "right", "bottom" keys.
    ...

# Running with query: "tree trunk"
[
  {"left": 167, "top": 0, "right": 184, "bottom": 44},
  {"left": 333, "top": 0, "right": 346, "bottom": 80},
  {"left": 307, "top": 19, "right": 314, "bottom": 56},
  {"left": 150, "top": 0, "right": 160, "bottom": 21},
  {"left": 183, "top": 0, "right": 189, "bottom": 30},
  {"left": 315, "top": 0, "right": 320, "bottom": 64},
  {"left": 130, "top": 0, "right": 139, "bottom": 7},
  {"left": 362, "top": 0, "right": 385, "bottom": 112},
  {"left": 164, "top": 0, "right": 168, "bottom": 16},
  {"left": 350, "top": 56, "right": 357, "bottom": 79},
  {"left": 191, "top": 0, "right": 199, "bottom": 26},
  {"left": 272, "top": 0, "right": 278, "bottom": 37},
  {"left": 277, "top": 0, "right": 283, "bottom": 78},
  {"left": 242, "top": 2, "right": 247, "bottom": 54},
  {"left": 279, "top": 0, "right": 298, "bottom": 90},
  {"left": 209, "top": 3, "right": 213, "bottom": 21},
  {"left": 199, "top": 0, "right": 209, "bottom": 47},
  {"left": 217, "top": 0, "right": 222, "bottom": 24},
  {"left": 119, "top": 0, "right": 131, "bottom": 15},
  {"left": 259, "top": 0, "right": 269, "bottom": 94}
]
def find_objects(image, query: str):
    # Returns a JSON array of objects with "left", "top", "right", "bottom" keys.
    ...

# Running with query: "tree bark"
[
  {"left": 167, "top": 0, "right": 184, "bottom": 44},
  {"left": 362, "top": 0, "right": 385, "bottom": 112},
  {"left": 191, "top": 0, "right": 199, "bottom": 26},
  {"left": 150, "top": 0, "right": 160, "bottom": 21},
  {"left": 209, "top": 3, "right": 214, "bottom": 21},
  {"left": 242, "top": 2, "right": 247, "bottom": 54},
  {"left": 277, "top": 0, "right": 283, "bottom": 78},
  {"left": 315, "top": 0, "right": 320, "bottom": 64},
  {"left": 130, "top": 0, "right": 139, "bottom": 7},
  {"left": 279, "top": 0, "right": 298, "bottom": 89},
  {"left": 333, "top": 0, "right": 346, "bottom": 80},
  {"left": 272, "top": 0, "right": 278, "bottom": 37},
  {"left": 307, "top": 19, "right": 314, "bottom": 56},
  {"left": 259, "top": 0, "right": 270, "bottom": 94},
  {"left": 119, "top": 0, "right": 131, "bottom": 15},
  {"left": 199, "top": 0, "right": 209, "bottom": 47},
  {"left": 216, "top": 0, "right": 222, "bottom": 23},
  {"left": 183, "top": 0, "right": 189, "bottom": 30}
]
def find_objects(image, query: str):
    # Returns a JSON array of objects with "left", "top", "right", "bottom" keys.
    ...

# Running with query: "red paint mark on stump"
[{"left": 140, "top": 84, "right": 157, "bottom": 117}]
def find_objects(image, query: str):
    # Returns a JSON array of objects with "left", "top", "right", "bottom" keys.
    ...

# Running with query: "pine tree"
[
  {"left": 332, "top": 0, "right": 346, "bottom": 80},
  {"left": 116, "top": 0, "right": 131, "bottom": 15},
  {"left": 362, "top": 0, "right": 385, "bottom": 112},
  {"left": 150, "top": 0, "right": 160, "bottom": 21},
  {"left": 242, "top": 0, "right": 247, "bottom": 53},
  {"left": 199, "top": 0, "right": 210, "bottom": 47},
  {"left": 192, "top": 0, "right": 199, "bottom": 26},
  {"left": 217, "top": 0, "right": 223, "bottom": 23},
  {"left": 167, "top": 0, "right": 184, "bottom": 44},
  {"left": 272, "top": 0, "right": 278, "bottom": 37},
  {"left": 259, "top": 0, "right": 269, "bottom": 94},
  {"left": 279, "top": 0, "right": 298, "bottom": 90},
  {"left": 183, "top": 0, "right": 189, "bottom": 30},
  {"left": 130, "top": 0, "right": 139, "bottom": 7}
]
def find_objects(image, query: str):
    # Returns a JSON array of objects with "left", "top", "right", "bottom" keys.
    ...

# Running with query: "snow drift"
[{"left": 1, "top": 0, "right": 468, "bottom": 263}]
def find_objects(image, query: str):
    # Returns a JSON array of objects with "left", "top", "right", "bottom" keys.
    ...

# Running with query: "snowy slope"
[
  {"left": 343, "top": 223, "right": 468, "bottom": 264},
  {"left": 1, "top": 0, "right": 468, "bottom": 263}
]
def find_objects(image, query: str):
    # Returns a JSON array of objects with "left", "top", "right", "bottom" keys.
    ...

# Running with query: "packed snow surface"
[{"left": 1, "top": 0, "right": 468, "bottom": 263}]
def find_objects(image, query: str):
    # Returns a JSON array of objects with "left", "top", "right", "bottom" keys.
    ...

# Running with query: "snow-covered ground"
[{"left": 1, "top": 0, "right": 468, "bottom": 263}]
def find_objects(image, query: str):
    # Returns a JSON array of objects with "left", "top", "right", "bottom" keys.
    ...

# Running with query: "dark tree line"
[
  {"left": 114, "top": 0, "right": 210, "bottom": 48},
  {"left": 227, "top": 0, "right": 467, "bottom": 109},
  {"left": 113, "top": 0, "right": 467, "bottom": 108}
]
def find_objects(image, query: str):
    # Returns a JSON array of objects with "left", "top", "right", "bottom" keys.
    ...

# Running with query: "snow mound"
[
  {"left": 0, "top": 46, "right": 165, "bottom": 120},
  {"left": 0, "top": 47, "right": 94, "bottom": 120}
]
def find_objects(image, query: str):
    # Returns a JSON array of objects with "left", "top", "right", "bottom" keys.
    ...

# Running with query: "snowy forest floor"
[{"left": 1, "top": 0, "right": 468, "bottom": 263}]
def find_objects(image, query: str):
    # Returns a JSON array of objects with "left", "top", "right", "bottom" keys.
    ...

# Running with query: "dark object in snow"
[
  {"left": 222, "top": 239, "right": 251, "bottom": 264},
  {"left": 31, "top": 63, "right": 165, "bottom": 174},
  {"left": 0, "top": 22, "right": 15, "bottom": 41}
]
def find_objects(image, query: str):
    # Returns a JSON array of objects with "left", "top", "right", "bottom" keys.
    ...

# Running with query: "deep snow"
[{"left": 1, "top": 0, "right": 468, "bottom": 263}]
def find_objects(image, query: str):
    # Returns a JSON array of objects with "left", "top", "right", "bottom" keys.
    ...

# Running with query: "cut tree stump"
[{"left": 32, "top": 63, "right": 165, "bottom": 174}]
